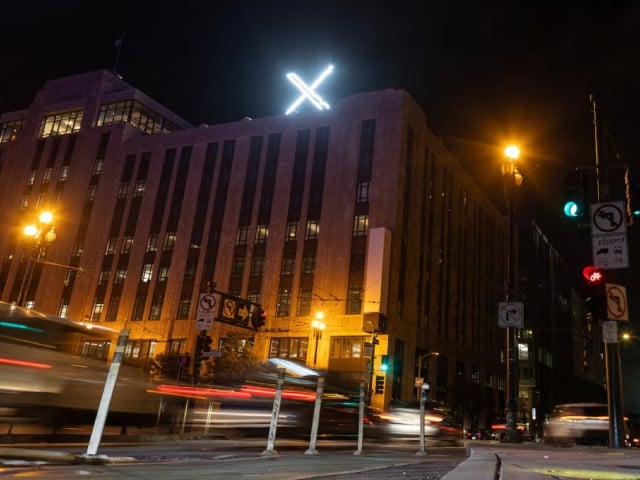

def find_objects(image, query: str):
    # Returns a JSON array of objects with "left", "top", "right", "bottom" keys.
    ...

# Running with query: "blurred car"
[
  {"left": 374, "top": 407, "right": 462, "bottom": 443},
  {"left": 543, "top": 402, "right": 628, "bottom": 446},
  {"left": 465, "top": 428, "right": 487, "bottom": 440}
]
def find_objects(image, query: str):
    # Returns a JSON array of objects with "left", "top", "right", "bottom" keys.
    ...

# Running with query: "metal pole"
[
  {"left": 262, "top": 368, "right": 285, "bottom": 456},
  {"left": 591, "top": 94, "right": 625, "bottom": 448},
  {"left": 502, "top": 164, "right": 520, "bottom": 443},
  {"left": 368, "top": 330, "right": 378, "bottom": 405},
  {"left": 416, "top": 383, "right": 427, "bottom": 456},
  {"left": 353, "top": 382, "right": 365, "bottom": 456},
  {"left": 305, "top": 377, "right": 324, "bottom": 455}
]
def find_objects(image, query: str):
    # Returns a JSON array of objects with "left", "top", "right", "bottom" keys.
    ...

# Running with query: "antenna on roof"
[{"left": 113, "top": 32, "right": 125, "bottom": 77}]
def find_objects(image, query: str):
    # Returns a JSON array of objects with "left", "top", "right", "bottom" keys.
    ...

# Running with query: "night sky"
[{"left": 3, "top": 1, "right": 640, "bottom": 407}]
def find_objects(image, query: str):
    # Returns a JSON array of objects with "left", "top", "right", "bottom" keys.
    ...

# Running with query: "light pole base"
[{"left": 501, "top": 428, "right": 523, "bottom": 443}]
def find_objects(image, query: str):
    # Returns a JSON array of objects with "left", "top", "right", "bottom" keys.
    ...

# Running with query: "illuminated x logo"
[{"left": 285, "top": 64, "right": 334, "bottom": 115}]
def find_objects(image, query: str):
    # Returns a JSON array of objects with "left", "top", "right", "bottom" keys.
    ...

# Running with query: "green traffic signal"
[{"left": 563, "top": 200, "right": 582, "bottom": 217}]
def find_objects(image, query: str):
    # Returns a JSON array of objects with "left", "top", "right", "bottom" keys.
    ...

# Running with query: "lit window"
[
  {"left": 114, "top": 269, "right": 127, "bottom": 284},
  {"left": 93, "top": 159, "right": 103, "bottom": 175},
  {"left": 39, "top": 110, "right": 84, "bottom": 138},
  {"left": 302, "top": 255, "right": 316, "bottom": 274},
  {"left": 117, "top": 183, "right": 128, "bottom": 198},
  {"left": 255, "top": 225, "right": 269, "bottom": 244},
  {"left": 105, "top": 238, "right": 117, "bottom": 255},
  {"left": 86, "top": 185, "right": 97, "bottom": 202},
  {"left": 42, "top": 168, "right": 53, "bottom": 183},
  {"left": 164, "top": 232, "right": 176, "bottom": 250},
  {"left": 141, "top": 264, "right": 153, "bottom": 282},
  {"left": 286, "top": 222, "right": 299, "bottom": 241},
  {"left": 276, "top": 289, "right": 291, "bottom": 317},
  {"left": 158, "top": 266, "right": 169, "bottom": 282},
  {"left": 26, "top": 170, "right": 36, "bottom": 185},
  {"left": 121, "top": 236, "right": 133, "bottom": 254},
  {"left": 91, "top": 297, "right": 104, "bottom": 322},
  {"left": 58, "top": 166, "right": 69, "bottom": 182},
  {"left": 236, "top": 226, "right": 249, "bottom": 245},
  {"left": 353, "top": 215, "right": 369, "bottom": 236},
  {"left": 146, "top": 234, "right": 158, "bottom": 252},
  {"left": 305, "top": 220, "right": 319, "bottom": 240},
  {"left": 134, "top": 180, "right": 145, "bottom": 196}
]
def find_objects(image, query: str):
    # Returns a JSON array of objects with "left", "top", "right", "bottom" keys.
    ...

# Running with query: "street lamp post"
[
  {"left": 501, "top": 146, "right": 523, "bottom": 443},
  {"left": 311, "top": 312, "right": 326, "bottom": 367},
  {"left": 16, "top": 211, "right": 56, "bottom": 308}
]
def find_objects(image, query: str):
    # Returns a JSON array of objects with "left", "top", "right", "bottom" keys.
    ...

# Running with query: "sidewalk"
[{"left": 450, "top": 442, "right": 640, "bottom": 480}]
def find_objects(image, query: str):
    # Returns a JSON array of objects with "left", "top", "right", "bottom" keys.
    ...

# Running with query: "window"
[
  {"left": 305, "top": 220, "right": 319, "bottom": 240},
  {"left": 114, "top": 269, "right": 127, "bottom": 284},
  {"left": 26, "top": 170, "right": 36, "bottom": 185},
  {"left": 250, "top": 254, "right": 264, "bottom": 276},
  {"left": 330, "top": 336, "right": 365, "bottom": 358},
  {"left": 164, "top": 232, "right": 176, "bottom": 250},
  {"left": 73, "top": 240, "right": 84, "bottom": 257},
  {"left": 231, "top": 256, "right": 245, "bottom": 277},
  {"left": 58, "top": 303, "right": 69, "bottom": 318},
  {"left": 247, "top": 290, "right": 261, "bottom": 306},
  {"left": 105, "top": 238, "right": 117, "bottom": 255},
  {"left": 42, "top": 168, "right": 53, "bottom": 183},
  {"left": 141, "top": 264, "right": 153, "bottom": 282},
  {"left": 98, "top": 270, "right": 110, "bottom": 285},
  {"left": 276, "top": 289, "right": 291, "bottom": 317},
  {"left": 296, "top": 289, "right": 312, "bottom": 316},
  {"left": 121, "top": 236, "right": 133, "bottom": 254},
  {"left": 86, "top": 185, "right": 97, "bottom": 202},
  {"left": 117, "top": 183, "right": 129, "bottom": 198},
  {"left": 39, "top": 110, "right": 83, "bottom": 138},
  {"left": 269, "top": 337, "right": 308, "bottom": 360},
  {"left": 134, "top": 180, "right": 145, "bottom": 196},
  {"left": 20, "top": 195, "right": 28, "bottom": 210},
  {"left": 255, "top": 225, "right": 269, "bottom": 244},
  {"left": 357, "top": 182, "right": 370, "bottom": 203},
  {"left": 0, "top": 119, "right": 24, "bottom": 143},
  {"left": 350, "top": 247, "right": 366, "bottom": 271},
  {"left": 36, "top": 193, "right": 45, "bottom": 208},
  {"left": 59, "top": 165, "right": 69, "bottom": 182},
  {"left": 302, "top": 255, "right": 316, "bottom": 274},
  {"left": 281, "top": 253, "right": 295, "bottom": 275},
  {"left": 91, "top": 297, "right": 104, "bottom": 322},
  {"left": 149, "top": 293, "right": 163, "bottom": 320},
  {"left": 106, "top": 296, "right": 120, "bottom": 322},
  {"left": 285, "top": 222, "right": 299, "bottom": 241},
  {"left": 347, "top": 284, "right": 363, "bottom": 314},
  {"left": 146, "top": 234, "right": 158, "bottom": 252},
  {"left": 353, "top": 215, "right": 369, "bottom": 236},
  {"left": 158, "top": 266, "right": 169, "bottom": 282},
  {"left": 177, "top": 298, "right": 191, "bottom": 319},
  {"left": 93, "top": 159, "right": 103, "bottom": 175},
  {"left": 236, "top": 226, "right": 249, "bottom": 245},
  {"left": 131, "top": 294, "right": 145, "bottom": 321}
]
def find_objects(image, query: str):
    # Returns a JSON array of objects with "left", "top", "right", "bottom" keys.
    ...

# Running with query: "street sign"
[
  {"left": 590, "top": 202, "right": 627, "bottom": 236},
  {"left": 592, "top": 234, "right": 629, "bottom": 269},
  {"left": 498, "top": 302, "right": 524, "bottom": 328},
  {"left": 602, "top": 320, "right": 618, "bottom": 343},
  {"left": 195, "top": 293, "right": 219, "bottom": 330},
  {"left": 606, "top": 283, "right": 628, "bottom": 321},
  {"left": 202, "top": 350, "right": 222, "bottom": 358},
  {"left": 221, "top": 297, "right": 237, "bottom": 320}
]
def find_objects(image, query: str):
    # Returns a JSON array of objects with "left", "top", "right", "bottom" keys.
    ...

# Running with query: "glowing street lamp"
[
  {"left": 501, "top": 145, "right": 524, "bottom": 444},
  {"left": 311, "top": 312, "right": 326, "bottom": 367},
  {"left": 17, "top": 211, "right": 57, "bottom": 307}
]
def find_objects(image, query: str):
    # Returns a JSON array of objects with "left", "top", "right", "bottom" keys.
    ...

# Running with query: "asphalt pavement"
[{"left": 2, "top": 438, "right": 640, "bottom": 479}]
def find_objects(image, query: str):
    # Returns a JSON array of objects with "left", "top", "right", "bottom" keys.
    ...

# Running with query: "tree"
[{"left": 211, "top": 332, "right": 258, "bottom": 385}]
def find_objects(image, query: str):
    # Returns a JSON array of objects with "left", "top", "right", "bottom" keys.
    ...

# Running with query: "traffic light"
[
  {"left": 583, "top": 265, "right": 606, "bottom": 319},
  {"left": 380, "top": 355, "right": 389, "bottom": 372},
  {"left": 250, "top": 306, "right": 266, "bottom": 330},
  {"left": 625, "top": 167, "right": 640, "bottom": 221},
  {"left": 202, "top": 335, "right": 212, "bottom": 353},
  {"left": 563, "top": 171, "right": 585, "bottom": 219},
  {"left": 375, "top": 375, "right": 385, "bottom": 394}
]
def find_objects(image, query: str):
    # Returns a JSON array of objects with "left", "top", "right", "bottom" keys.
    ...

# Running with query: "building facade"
[{"left": 0, "top": 69, "right": 597, "bottom": 428}]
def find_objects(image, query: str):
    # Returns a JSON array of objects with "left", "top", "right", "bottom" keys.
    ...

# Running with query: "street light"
[
  {"left": 17, "top": 211, "right": 56, "bottom": 307},
  {"left": 501, "top": 145, "right": 523, "bottom": 443},
  {"left": 311, "top": 312, "right": 326, "bottom": 367}
]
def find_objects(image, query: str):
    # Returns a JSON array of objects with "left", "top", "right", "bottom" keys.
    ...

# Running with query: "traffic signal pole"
[{"left": 591, "top": 94, "right": 626, "bottom": 449}]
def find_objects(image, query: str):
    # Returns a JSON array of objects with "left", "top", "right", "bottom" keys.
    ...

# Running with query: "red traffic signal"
[{"left": 582, "top": 266, "right": 604, "bottom": 284}]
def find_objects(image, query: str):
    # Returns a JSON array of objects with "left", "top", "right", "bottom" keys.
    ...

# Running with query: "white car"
[{"left": 543, "top": 402, "right": 615, "bottom": 446}]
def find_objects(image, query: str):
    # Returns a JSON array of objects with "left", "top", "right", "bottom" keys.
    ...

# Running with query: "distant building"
[{"left": 0, "top": 70, "right": 602, "bottom": 427}]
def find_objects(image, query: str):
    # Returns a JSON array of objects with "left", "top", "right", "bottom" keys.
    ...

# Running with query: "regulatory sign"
[
  {"left": 591, "top": 201, "right": 627, "bottom": 236},
  {"left": 602, "top": 320, "right": 618, "bottom": 343},
  {"left": 592, "top": 234, "right": 629, "bottom": 269},
  {"left": 606, "top": 283, "right": 628, "bottom": 321},
  {"left": 498, "top": 302, "right": 524, "bottom": 328},
  {"left": 221, "top": 297, "right": 237, "bottom": 320},
  {"left": 195, "top": 293, "right": 219, "bottom": 330}
]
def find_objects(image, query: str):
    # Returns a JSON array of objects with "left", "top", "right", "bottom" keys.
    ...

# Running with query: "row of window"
[{"left": 268, "top": 335, "right": 368, "bottom": 360}]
